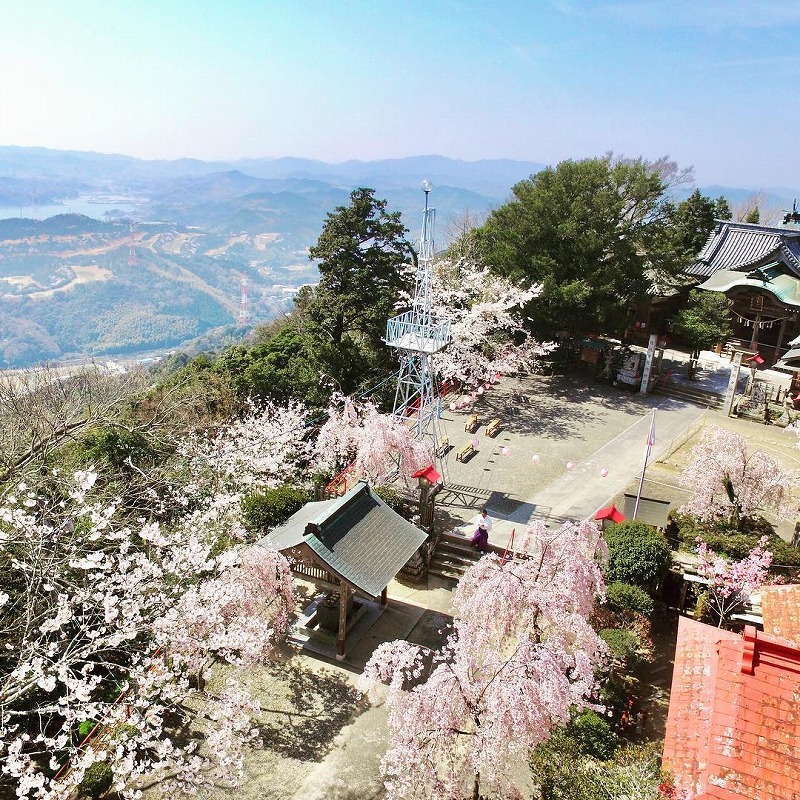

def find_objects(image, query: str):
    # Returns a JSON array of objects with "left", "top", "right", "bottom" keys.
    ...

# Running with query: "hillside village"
[{"left": 2, "top": 153, "right": 800, "bottom": 800}]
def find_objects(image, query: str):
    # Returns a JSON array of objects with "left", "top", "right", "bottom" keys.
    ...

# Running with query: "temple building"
[
  {"left": 256, "top": 480, "right": 427, "bottom": 659},
  {"left": 686, "top": 205, "right": 800, "bottom": 366}
]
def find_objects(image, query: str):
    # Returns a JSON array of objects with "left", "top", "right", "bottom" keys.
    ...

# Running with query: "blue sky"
[{"left": 2, "top": 0, "right": 799, "bottom": 188}]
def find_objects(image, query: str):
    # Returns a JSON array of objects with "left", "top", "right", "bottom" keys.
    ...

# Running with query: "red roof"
[
  {"left": 411, "top": 464, "right": 442, "bottom": 484},
  {"left": 760, "top": 583, "right": 800, "bottom": 646},
  {"left": 594, "top": 503, "right": 625, "bottom": 523},
  {"left": 663, "top": 616, "right": 800, "bottom": 799}
]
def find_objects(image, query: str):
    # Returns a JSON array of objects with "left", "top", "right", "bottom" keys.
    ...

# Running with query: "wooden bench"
[
  {"left": 435, "top": 437, "right": 450, "bottom": 457},
  {"left": 485, "top": 418, "right": 502, "bottom": 438},
  {"left": 464, "top": 414, "right": 479, "bottom": 433},
  {"left": 455, "top": 441, "right": 475, "bottom": 462}
]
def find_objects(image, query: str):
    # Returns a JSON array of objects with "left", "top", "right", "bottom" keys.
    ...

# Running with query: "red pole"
[{"left": 501, "top": 528, "right": 515, "bottom": 565}]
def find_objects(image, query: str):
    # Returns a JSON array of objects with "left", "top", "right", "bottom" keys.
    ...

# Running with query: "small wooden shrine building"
[
  {"left": 257, "top": 480, "right": 427, "bottom": 658},
  {"left": 686, "top": 212, "right": 800, "bottom": 365}
]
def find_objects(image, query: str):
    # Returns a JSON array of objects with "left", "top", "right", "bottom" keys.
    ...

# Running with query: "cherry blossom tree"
[
  {"left": 0, "top": 435, "right": 297, "bottom": 796},
  {"left": 361, "top": 519, "right": 608, "bottom": 800},
  {"left": 175, "top": 398, "right": 313, "bottom": 495},
  {"left": 314, "top": 393, "right": 431, "bottom": 485},
  {"left": 679, "top": 425, "right": 797, "bottom": 527},
  {"left": 429, "top": 257, "right": 553, "bottom": 384},
  {"left": 695, "top": 536, "right": 773, "bottom": 627}
]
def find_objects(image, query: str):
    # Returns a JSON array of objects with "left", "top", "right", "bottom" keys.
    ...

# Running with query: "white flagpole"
[{"left": 633, "top": 408, "right": 656, "bottom": 519}]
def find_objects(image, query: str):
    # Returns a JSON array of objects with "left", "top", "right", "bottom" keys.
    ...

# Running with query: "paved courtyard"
[{"left": 202, "top": 352, "right": 800, "bottom": 799}]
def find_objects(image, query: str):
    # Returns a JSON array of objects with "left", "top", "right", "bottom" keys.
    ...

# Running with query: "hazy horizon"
[{"left": 3, "top": 1, "right": 799, "bottom": 190}]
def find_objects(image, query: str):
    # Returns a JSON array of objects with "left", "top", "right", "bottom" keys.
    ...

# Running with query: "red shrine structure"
[{"left": 663, "top": 585, "right": 800, "bottom": 799}]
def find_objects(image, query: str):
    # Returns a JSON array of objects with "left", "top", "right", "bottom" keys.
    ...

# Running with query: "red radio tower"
[
  {"left": 127, "top": 222, "right": 136, "bottom": 266},
  {"left": 238, "top": 275, "right": 248, "bottom": 326}
]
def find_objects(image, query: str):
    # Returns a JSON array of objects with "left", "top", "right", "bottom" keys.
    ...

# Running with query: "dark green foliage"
[
  {"left": 477, "top": 156, "right": 684, "bottom": 337},
  {"left": 670, "top": 289, "right": 732, "bottom": 377},
  {"left": 374, "top": 485, "right": 414, "bottom": 520},
  {"left": 567, "top": 711, "right": 618, "bottom": 760},
  {"left": 307, "top": 187, "right": 410, "bottom": 349},
  {"left": 289, "top": 187, "right": 412, "bottom": 395},
  {"left": 82, "top": 426, "right": 155, "bottom": 473},
  {"left": 531, "top": 734, "right": 665, "bottom": 799},
  {"left": 599, "top": 628, "right": 643, "bottom": 669},
  {"left": 530, "top": 729, "right": 589, "bottom": 800},
  {"left": 667, "top": 189, "right": 731, "bottom": 259},
  {"left": 672, "top": 512, "right": 800, "bottom": 568},
  {"left": 77, "top": 720, "right": 97, "bottom": 741},
  {"left": 599, "top": 674, "right": 629, "bottom": 716},
  {"left": 605, "top": 582, "right": 655, "bottom": 618},
  {"left": 230, "top": 325, "right": 331, "bottom": 406},
  {"left": 78, "top": 761, "right": 113, "bottom": 799},
  {"left": 241, "top": 485, "right": 311, "bottom": 533},
  {"left": 604, "top": 521, "right": 672, "bottom": 588}
]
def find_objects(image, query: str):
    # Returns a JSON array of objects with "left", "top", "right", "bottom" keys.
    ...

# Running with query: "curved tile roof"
[
  {"left": 258, "top": 480, "right": 427, "bottom": 598},
  {"left": 698, "top": 269, "right": 800, "bottom": 307},
  {"left": 689, "top": 221, "right": 800, "bottom": 278}
]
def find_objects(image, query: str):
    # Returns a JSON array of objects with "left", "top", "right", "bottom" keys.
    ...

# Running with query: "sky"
[{"left": 1, "top": 0, "right": 799, "bottom": 189}]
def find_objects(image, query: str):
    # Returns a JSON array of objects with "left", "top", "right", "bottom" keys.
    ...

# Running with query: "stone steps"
[
  {"left": 428, "top": 532, "right": 498, "bottom": 584},
  {"left": 654, "top": 380, "right": 725, "bottom": 409}
]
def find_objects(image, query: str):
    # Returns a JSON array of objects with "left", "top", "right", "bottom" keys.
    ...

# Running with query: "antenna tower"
[
  {"left": 238, "top": 275, "right": 249, "bottom": 326},
  {"left": 385, "top": 181, "right": 451, "bottom": 473}
]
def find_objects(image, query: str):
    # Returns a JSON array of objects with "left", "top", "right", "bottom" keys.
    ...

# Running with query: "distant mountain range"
[{"left": 0, "top": 146, "right": 796, "bottom": 369}]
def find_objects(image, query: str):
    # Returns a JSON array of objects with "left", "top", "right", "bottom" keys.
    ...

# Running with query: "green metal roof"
[
  {"left": 698, "top": 268, "right": 800, "bottom": 308},
  {"left": 259, "top": 480, "right": 427, "bottom": 598}
]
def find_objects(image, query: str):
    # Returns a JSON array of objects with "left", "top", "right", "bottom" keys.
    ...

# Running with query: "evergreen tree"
[
  {"left": 477, "top": 155, "right": 689, "bottom": 337},
  {"left": 307, "top": 187, "right": 410, "bottom": 349},
  {"left": 670, "top": 289, "right": 732, "bottom": 378}
]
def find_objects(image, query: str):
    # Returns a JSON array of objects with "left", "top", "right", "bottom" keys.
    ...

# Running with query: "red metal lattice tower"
[
  {"left": 238, "top": 275, "right": 248, "bottom": 326},
  {"left": 127, "top": 222, "right": 136, "bottom": 266}
]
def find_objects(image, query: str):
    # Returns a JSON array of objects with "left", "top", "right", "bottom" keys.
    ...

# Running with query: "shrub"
[
  {"left": 241, "top": 485, "right": 311, "bottom": 532},
  {"left": 604, "top": 521, "right": 672, "bottom": 588},
  {"left": 673, "top": 512, "right": 800, "bottom": 568},
  {"left": 567, "top": 710, "right": 618, "bottom": 760},
  {"left": 374, "top": 485, "right": 413, "bottom": 520},
  {"left": 605, "top": 582, "right": 655, "bottom": 618},
  {"left": 77, "top": 720, "right": 97, "bottom": 741},
  {"left": 599, "top": 628, "right": 642, "bottom": 669},
  {"left": 83, "top": 425, "right": 154, "bottom": 473},
  {"left": 78, "top": 761, "right": 113, "bottom": 799}
]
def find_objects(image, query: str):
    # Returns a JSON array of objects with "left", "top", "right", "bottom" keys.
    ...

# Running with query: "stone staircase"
[
  {"left": 654, "top": 379, "right": 725, "bottom": 410},
  {"left": 427, "top": 532, "right": 501, "bottom": 584}
]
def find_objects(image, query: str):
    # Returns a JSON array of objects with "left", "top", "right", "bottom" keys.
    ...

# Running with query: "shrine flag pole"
[{"left": 633, "top": 409, "right": 656, "bottom": 519}]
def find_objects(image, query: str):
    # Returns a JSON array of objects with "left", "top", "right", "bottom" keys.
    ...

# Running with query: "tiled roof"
[
  {"left": 688, "top": 221, "right": 800, "bottom": 278},
  {"left": 305, "top": 483, "right": 427, "bottom": 597},
  {"left": 697, "top": 269, "right": 800, "bottom": 308},
  {"left": 663, "top": 617, "right": 800, "bottom": 800},
  {"left": 259, "top": 481, "right": 427, "bottom": 598},
  {"left": 761, "top": 583, "right": 800, "bottom": 645},
  {"left": 257, "top": 499, "right": 332, "bottom": 551}
]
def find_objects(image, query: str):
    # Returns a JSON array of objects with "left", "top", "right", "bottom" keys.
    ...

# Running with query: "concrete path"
[
  {"left": 273, "top": 356, "right": 736, "bottom": 800},
  {"left": 450, "top": 394, "right": 708, "bottom": 551}
]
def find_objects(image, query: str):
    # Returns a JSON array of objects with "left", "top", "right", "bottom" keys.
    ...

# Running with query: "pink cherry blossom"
[
  {"left": 361, "top": 519, "right": 608, "bottom": 800},
  {"left": 679, "top": 425, "right": 797, "bottom": 526},
  {"left": 314, "top": 393, "right": 431, "bottom": 485},
  {"left": 0, "top": 441, "right": 296, "bottom": 798},
  {"left": 695, "top": 536, "right": 772, "bottom": 626},
  {"left": 429, "top": 256, "right": 555, "bottom": 384}
]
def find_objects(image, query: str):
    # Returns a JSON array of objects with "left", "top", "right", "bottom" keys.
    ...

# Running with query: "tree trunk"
[
  {"left": 687, "top": 350, "right": 699, "bottom": 380},
  {"left": 472, "top": 773, "right": 480, "bottom": 800}
]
